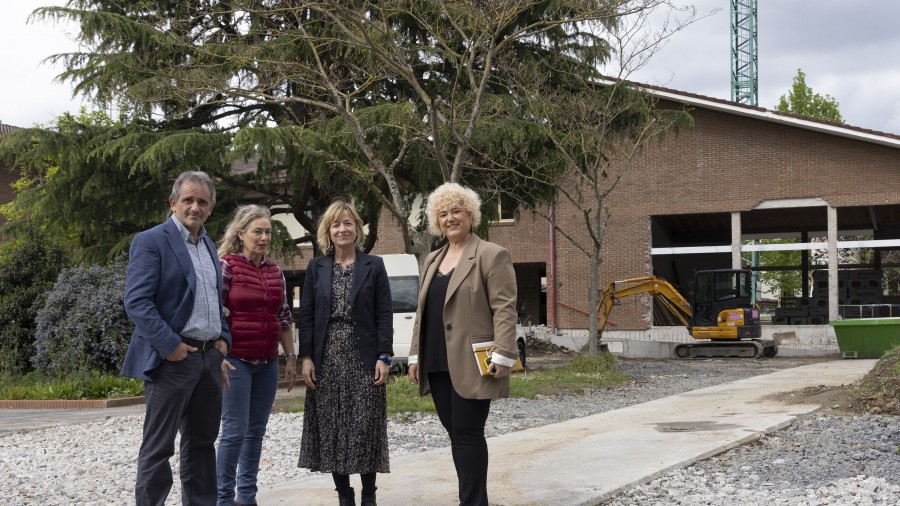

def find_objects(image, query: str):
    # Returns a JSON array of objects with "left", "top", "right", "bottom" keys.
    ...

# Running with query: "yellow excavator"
[{"left": 598, "top": 269, "right": 777, "bottom": 358}]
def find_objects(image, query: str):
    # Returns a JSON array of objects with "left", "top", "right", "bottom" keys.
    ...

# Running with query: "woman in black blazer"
[{"left": 297, "top": 200, "right": 394, "bottom": 506}]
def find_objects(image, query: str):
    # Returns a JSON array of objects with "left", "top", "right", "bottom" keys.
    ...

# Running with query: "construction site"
[{"left": 433, "top": 0, "right": 900, "bottom": 359}]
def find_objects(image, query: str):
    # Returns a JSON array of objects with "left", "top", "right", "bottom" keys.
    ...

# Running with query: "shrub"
[
  {"left": 0, "top": 227, "right": 69, "bottom": 375},
  {"left": 33, "top": 256, "right": 132, "bottom": 375}
]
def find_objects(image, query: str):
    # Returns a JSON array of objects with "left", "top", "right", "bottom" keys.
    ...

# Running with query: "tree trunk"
[{"left": 588, "top": 246, "right": 601, "bottom": 357}]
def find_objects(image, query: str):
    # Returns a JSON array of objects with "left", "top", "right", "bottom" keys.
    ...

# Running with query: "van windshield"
[{"left": 389, "top": 275, "right": 419, "bottom": 313}]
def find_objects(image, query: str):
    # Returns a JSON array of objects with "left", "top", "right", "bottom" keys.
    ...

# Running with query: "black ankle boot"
[
  {"left": 337, "top": 487, "right": 355, "bottom": 506},
  {"left": 361, "top": 488, "right": 377, "bottom": 506}
]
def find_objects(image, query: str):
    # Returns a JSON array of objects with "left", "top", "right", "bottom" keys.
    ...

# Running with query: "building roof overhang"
[{"left": 594, "top": 78, "right": 900, "bottom": 149}]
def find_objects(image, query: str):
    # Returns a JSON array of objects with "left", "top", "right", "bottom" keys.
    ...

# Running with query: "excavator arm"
[
  {"left": 597, "top": 272, "right": 775, "bottom": 359},
  {"left": 598, "top": 276, "right": 692, "bottom": 334}
]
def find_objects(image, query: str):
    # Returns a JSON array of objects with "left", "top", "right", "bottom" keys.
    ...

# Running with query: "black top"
[{"left": 422, "top": 268, "right": 453, "bottom": 373}]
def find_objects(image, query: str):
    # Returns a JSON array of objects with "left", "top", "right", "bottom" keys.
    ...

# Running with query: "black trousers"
[
  {"left": 428, "top": 371, "right": 491, "bottom": 506},
  {"left": 136, "top": 348, "right": 225, "bottom": 506}
]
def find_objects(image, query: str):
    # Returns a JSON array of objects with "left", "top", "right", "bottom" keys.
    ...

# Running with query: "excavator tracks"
[{"left": 673, "top": 339, "right": 777, "bottom": 359}]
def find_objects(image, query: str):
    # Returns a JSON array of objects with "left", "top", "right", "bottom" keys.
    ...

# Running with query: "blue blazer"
[
  {"left": 121, "top": 219, "right": 231, "bottom": 381},
  {"left": 298, "top": 252, "right": 393, "bottom": 371}
]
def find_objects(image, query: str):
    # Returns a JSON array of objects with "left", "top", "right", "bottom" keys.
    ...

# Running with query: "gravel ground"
[{"left": 2, "top": 357, "right": 899, "bottom": 505}]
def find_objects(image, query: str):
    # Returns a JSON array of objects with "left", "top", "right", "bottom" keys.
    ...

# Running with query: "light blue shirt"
[{"left": 171, "top": 216, "right": 222, "bottom": 341}]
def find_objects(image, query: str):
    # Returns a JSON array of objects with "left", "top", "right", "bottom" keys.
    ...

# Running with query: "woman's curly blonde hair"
[
  {"left": 217, "top": 205, "right": 271, "bottom": 257},
  {"left": 316, "top": 200, "right": 366, "bottom": 253},
  {"left": 424, "top": 182, "right": 482, "bottom": 236}
]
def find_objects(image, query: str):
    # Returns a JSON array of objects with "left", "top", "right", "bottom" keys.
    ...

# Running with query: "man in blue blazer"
[{"left": 122, "top": 171, "right": 232, "bottom": 506}]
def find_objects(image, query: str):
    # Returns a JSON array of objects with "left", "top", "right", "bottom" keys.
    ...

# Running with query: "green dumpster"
[{"left": 830, "top": 318, "right": 900, "bottom": 359}]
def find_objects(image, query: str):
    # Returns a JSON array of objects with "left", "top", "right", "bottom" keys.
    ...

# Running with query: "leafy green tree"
[
  {"left": 0, "top": 110, "right": 169, "bottom": 262},
  {"left": 0, "top": 226, "right": 68, "bottom": 375},
  {"left": 756, "top": 237, "right": 858, "bottom": 300},
  {"left": 33, "top": 0, "right": 678, "bottom": 255},
  {"left": 496, "top": 6, "right": 697, "bottom": 355},
  {"left": 756, "top": 239, "right": 803, "bottom": 297},
  {"left": 776, "top": 69, "right": 844, "bottom": 123}
]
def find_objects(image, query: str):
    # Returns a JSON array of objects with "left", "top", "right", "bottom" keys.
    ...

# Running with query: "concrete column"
[
  {"left": 828, "top": 206, "right": 839, "bottom": 321},
  {"left": 731, "top": 212, "right": 742, "bottom": 269}
]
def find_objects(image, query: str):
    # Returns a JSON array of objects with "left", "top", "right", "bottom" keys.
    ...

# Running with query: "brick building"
[{"left": 309, "top": 85, "right": 900, "bottom": 354}]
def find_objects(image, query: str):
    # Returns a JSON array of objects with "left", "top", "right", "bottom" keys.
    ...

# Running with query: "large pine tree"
[{"left": 23, "top": 1, "right": 670, "bottom": 254}]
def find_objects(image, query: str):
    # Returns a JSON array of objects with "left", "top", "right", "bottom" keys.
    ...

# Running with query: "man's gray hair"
[{"left": 171, "top": 171, "right": 216, "bottom": 205}]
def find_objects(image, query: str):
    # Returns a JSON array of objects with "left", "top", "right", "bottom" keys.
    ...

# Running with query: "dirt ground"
[
  {"left": 846, "top": 346, "right": 900, "bottom": 415},
  {"left": 521, "top": 334, "right": 577, "bottom": 369},
  {"left": 770, "top": 384, "right": 859, "bottom": 415},
  {"left": 770, "top": 347, "right": 900, "bottom": 416}
]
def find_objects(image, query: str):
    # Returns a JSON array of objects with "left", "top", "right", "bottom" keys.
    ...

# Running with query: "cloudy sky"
[
  {"left": 1, "top": 0, "right": 84, "bottom": 128},
  {"left": 3, "top": 1, "right": 900, "bottom": 135},
  {"left": 629, "top": 0, "right": 900, "bottom": 134}
]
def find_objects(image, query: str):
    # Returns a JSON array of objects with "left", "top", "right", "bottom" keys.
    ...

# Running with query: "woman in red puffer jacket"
[{"left": 215, "top": 204, "right": 296, "bottom": 506}]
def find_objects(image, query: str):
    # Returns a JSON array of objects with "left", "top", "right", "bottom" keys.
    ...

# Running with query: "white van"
[{"left": 380, "top": 254, "right": 420, "bottom": 367}]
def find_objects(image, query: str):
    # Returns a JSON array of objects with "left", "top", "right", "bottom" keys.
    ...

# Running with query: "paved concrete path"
[
  {"left": 0, "top": 404, "right": 145, "bottom": 435},
  {"left": 257, "top": 359, "right": 876, "bottom": 506}
]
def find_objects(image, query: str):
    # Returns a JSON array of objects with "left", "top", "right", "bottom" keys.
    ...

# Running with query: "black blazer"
[{"left": 298, "top": 252, "right": 393, "bottom": 371}]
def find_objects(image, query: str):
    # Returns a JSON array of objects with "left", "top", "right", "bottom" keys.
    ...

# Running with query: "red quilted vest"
[{"left": 223, "top": 254, "right": 285, "bottom": 359}]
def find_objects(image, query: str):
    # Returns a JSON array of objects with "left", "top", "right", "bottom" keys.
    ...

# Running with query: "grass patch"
[
  {"left": 388, "top": 376, "right": 436, "bottom": 417},
  {"left": 279, "top": 398, "right": 305, "bottom": 414},
  {"left": 511, "top": 352, "right": 629, "bottom": 398},
  {"left": 0, "top": 371, "right": 144, "bottom": 400}
]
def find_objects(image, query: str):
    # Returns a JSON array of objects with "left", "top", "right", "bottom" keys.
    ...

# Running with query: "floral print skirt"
[{"left": 298, "top": 318, "right": 389, "bottom": 474}]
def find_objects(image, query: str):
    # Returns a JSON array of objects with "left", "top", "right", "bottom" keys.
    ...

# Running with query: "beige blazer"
[{"left": 410, "top": 234, "right": 518, "bottom": 399}]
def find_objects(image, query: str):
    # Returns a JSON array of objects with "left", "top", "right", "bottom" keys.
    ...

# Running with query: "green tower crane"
[{"left": 730, "top": 0, "right": 758, "bottom": 105}]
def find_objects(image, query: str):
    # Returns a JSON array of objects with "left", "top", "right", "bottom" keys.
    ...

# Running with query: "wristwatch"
[{"left": 378, "top": 354, "right": 392, "bottom": 365}]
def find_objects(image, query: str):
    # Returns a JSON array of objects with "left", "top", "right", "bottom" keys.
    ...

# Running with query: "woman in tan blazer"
[{"left": 408, "top": 182, "right": 518, "bottom": 506}]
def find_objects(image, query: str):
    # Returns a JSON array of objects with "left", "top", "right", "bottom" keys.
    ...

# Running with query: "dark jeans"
[
  {"left": 428, "top": 371, "right": 491, "bottom": 506},
  {"left": 136, "top": 348, "right": 225, "bottom": 506}
]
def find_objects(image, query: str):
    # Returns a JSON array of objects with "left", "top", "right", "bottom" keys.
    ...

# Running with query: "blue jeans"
[{"left": 216, "top": 357, "right": 278, "bottom": 506}]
